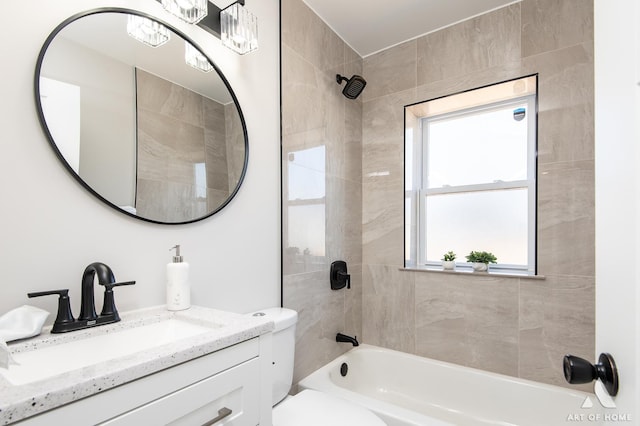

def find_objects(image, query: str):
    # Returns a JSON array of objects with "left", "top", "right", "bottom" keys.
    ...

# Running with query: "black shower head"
[{"left": 336, "top": 74, "right": 367, "bottom": 99}]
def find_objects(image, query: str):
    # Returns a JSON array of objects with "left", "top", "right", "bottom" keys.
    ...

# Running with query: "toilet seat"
[{"left": 272, "top": 389, "right": 386, "bottom": 426}]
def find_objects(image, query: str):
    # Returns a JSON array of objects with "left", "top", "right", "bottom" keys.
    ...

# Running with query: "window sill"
[{"left": 401, "top": 266, "right": 545, "bottom": 280}]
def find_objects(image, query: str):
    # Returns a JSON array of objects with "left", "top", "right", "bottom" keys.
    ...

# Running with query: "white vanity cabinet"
[{"left": 17, "top": 337, "right": 272, "bottom": 426}]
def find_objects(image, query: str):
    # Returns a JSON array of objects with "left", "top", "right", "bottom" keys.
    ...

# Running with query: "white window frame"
[{"left": 408, "top": 92, "right": 537, "bottom": 275}]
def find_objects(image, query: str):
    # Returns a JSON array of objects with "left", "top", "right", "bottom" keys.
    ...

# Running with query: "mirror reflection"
[{"left": 36, "top": 10, "right": 248, "bottom": 224}]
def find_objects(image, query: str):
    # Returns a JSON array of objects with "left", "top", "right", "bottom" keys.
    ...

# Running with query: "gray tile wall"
[
  {"left": 281, "top": 0, "right": 363, "bottom": 386},
  {"left": 282, "top": 0, "right": 594, "bottom": 391},
  {"left": 362, "top": 0, "right": 594, "bottom": 390},
  {"left": 136, "top": 70, "right": 233, "bottom": 221}
]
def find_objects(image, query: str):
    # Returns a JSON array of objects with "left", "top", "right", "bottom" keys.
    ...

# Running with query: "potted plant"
[
  {"left": 465, "top": 251, "right": 497, "bottom": 272},
  {"left": 442, "top": 251, "right": 456, "bottom": 270}
]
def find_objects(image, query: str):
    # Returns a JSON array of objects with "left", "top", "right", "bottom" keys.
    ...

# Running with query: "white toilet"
[{"left": 252, "top": 307, "right": 386, "bottom": 426}]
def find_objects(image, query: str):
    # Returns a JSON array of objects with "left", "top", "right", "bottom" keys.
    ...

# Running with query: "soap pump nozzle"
[{"left": 170, "top": 245, "right": 183, "bottom": 263}]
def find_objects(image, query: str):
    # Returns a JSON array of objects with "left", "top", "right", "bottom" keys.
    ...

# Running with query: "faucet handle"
[
  {"left": 100, "top": 281, "right": 136, "bottom": 318},
  {"left": 100, "top": 280, "right": 136, "bottom": 290},
  {"left": 28, "top": 289, "right": 75, "bottom": 330}
]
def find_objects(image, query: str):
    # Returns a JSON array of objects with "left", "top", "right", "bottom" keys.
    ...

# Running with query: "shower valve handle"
[{"left": 330, "top": 261, "right": 350, "bottom": 290}]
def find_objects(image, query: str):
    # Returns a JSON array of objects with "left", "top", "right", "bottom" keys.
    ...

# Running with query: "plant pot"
[
  {"left": 472, "top": 262, "right": 489, "bottom": 273},
  {"left": 442, "top": 261, "right": 455, "bottom": 270}
]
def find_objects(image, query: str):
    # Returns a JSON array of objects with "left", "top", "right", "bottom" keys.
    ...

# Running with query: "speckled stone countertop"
[{"left": 0, "top": 305, "right": 274, "bottom": 425}]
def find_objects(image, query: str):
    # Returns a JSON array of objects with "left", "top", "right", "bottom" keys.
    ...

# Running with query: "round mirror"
[{"left": 35, "top": 8, "right": 248, "bottom": 224}]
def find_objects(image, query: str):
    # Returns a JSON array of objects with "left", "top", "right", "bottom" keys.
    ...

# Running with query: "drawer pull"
[{"left": 201, "top": 407, "right": 233, "bottom": 426}]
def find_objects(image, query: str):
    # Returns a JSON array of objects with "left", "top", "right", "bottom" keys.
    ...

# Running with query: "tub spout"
[{"left": 336, "top": 333, "right": 359, "bottom": 347}]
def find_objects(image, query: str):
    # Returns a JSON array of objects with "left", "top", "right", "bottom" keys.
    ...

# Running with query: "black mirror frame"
[{"left": 34, "top": 7, "right": 249, "bottom": 225}]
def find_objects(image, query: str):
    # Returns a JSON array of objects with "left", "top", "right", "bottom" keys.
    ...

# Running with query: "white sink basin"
[{"left": 0, "top": 319, "right": 212, "bottom": 385}]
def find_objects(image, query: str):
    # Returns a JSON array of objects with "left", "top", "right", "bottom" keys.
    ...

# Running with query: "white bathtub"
[{"left": 298, "top": 344, "right": 604, "bottom": 426}]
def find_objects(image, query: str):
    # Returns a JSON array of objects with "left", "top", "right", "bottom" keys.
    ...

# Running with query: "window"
[{"left": 405, "top": 76, "right": 537, "bottom": 274}]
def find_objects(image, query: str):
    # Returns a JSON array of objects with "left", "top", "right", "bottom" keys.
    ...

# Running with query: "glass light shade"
[
  {"left": 220, "top": 3, "right": 258, "bottom": 55},
  {"left": 126, "top": 15, "right": 170, "bottom": 47},
  {"left": 161, "top": 0, "right": 208, "bottom": 24},
  {"left": 185, "top": 42, "right": 213, "bottom": 72}
]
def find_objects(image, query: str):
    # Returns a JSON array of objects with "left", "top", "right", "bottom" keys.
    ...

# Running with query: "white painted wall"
[
  {"left": 594, "top": 0, "right": 639, "bottom": 417},
  {"left": 0, "top": 0, "right": 280, "bottom": 320},
  {"left": 42, "top": 36, "right": 137, "bottom": 207}
]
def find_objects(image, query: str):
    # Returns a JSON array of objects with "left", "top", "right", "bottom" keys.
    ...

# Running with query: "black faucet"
[
  {"left": 79, "top": 262, "right": 114, "bottom": 321},
  {"left": 28, "top": 262, "right": 135, "bottom": 333},
  {"left": 336, "top": 333, "right": 359, "bottom": 347}
]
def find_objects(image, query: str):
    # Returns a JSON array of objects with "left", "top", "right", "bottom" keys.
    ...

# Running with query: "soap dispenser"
[{"left": 167, "top": 245, "right": 190, "bottom": 311}]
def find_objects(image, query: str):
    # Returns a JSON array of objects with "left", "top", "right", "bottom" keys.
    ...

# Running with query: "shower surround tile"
[
  {"left": 521, "top": 0, "right": 594, "bottom": 58},
  {"left": 282, "top": 0, "right": 363, "bottom": 387},
  {"left": 284, "top": 271, "right": 354, "bottom": 385},
  {"left": 362, "top": 89, "right": 414, "bottom": 266},
  {"left": 537, "top": 160, "right": 595, "bottom": 277},
  {"left": 281, "top": 45, "right": 326, "bottom": 137},
  {"left": 136, "top": 70, "right": 237, "bottom": 222},
  {"left": 283, "top": 0, "right": 595, "bottom": 391},
  {"left": 519, "top": 276, "right": 594, "bottom": 390},
  {"left": 415, "top": 59, "right": 524, "bottom": 106},
  {"left": 362, "top": 89, "right": 415, "bottom": 177},
  {"left": 362, "top": 40, "right": 417, "bottom": 102},
  {"left": 344, "top": 265, "right": 363, "bottom": 344},
  {"left": 360, "top": 0, "right": 595, "bottom": 390},
  {"left": 281, "top": 0, "right": 344, "bottom": 72},
  {"left": 362, "top": 265, "right": 416, "bottom": 354},
  {"left": 415, "top": 273, "right": 519, "bottom": 376},
  {"left": 416, "top": 4, "right": 521, "bottom": 87},
  {"left": 524, "top": 43, "right": 595, "bottom": 164},
  {"left": 325, "top": 176, "right": 362, "bottom": 266},
  {"left": 224, "top": 103, "right": 245, "bottom": 192},
  {"left": 136, "top": 69, "right": 204, "bottom": 128}
]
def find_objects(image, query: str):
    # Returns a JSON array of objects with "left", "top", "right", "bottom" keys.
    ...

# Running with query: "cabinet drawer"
[
  {"left": 101, "top": 357, "right": 260, "bottom": 426},
  {"left": 18, "top": 339, "right": 260, "bottom": 426}
]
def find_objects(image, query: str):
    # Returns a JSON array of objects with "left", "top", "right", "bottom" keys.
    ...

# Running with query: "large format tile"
[
  {"left": 416, "top": 4, "right": 521, "bottom": 86},
  {"left": 523, "top": 43, "right": 594, "bottom": 164},
  {"left": 281, "top": 0, "right": 344, "bottom": 72},
  {"left": 415, "top": 273, "right": 519, "bottom": 376},
  {"left": 137, "top": 109, "right": 205, "bottom": 186},
  {"left": 518, "top": 275, "right": 594, "bottom": 390},
  {"left": 415, "top": 60, "right": 524, "bottom": 105},
  {"left": 362, "top": 90, "right": 413, "bottom": 266},
  {"left": 135, "top": 178, "right": 169, "bottom": 221},
  {"left": 362, "top": 89, "right": 415, "bottom": 177},
  {"left": 326, "top": 176, "right": 362, "bottom": 266},
  {"left": 415, "top": 273, "right": 467, "bottom": 365},
  {"left": 362, "top": 265, "right": 415, "bottom": 353},
  {"left": 537, "top": 160, "right": 595, "bottom": 276},
  {"left": 521, "top": 0, "right": 594, "bottom": 58},
  {"left": 344, "top": 265, "right": 363, "bottom": 343},
  {"left": 281, "top": 45, "right": 325, "bottom": 137},
  {"left": 136, "top": 69, "right": 204, "bottom": 128},
  {"left": 362, "top": 172, "right": 404, "bottom": 266},
  {"left": 224, "top": 103, "right": 246, "bottom": 192},
  {"left": 464, "top": 275, "right": 519, "bottom": 376},
  {"left": 362, "top": 40, "right": 416, "bottom": 102},
  {"left": 284, "top": 271, "right": 349, "bottom": 384},
  {"left": 204, "top": 128, "right": 229, "bottom": 192}
]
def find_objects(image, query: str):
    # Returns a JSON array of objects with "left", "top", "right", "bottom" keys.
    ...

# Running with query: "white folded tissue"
[{"left": 0, "top": 305, "right": 50, "bottom": 369}]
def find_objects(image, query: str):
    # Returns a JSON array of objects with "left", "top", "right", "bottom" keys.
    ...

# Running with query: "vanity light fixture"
[
  {"left": 161, "top": 0, "right": 208, "bottom": 24},
  {"left": 157, "top": 0, "right": 259, "bottom": 55},
  {"left": 185, "top": 41, "right": 213, "bottom": 72},
  {"left": 149, "top": 0, "right": 258, "bottom": 55},
  {"left": 126, "top": 14, "right": 170, "bottom": 47},
  {"left": 220, "top": 0, "right": 258, "bottom": 54}
]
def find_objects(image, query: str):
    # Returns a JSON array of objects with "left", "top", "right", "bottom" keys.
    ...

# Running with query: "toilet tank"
[{"left": 250, "top": 307, "right": 298, "bottom": 405}]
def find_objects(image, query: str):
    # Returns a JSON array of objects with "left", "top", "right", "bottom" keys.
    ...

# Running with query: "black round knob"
[
  {"left": 563, "top": 353, "right": 619, "bottom": 397},
  {"left": 563, "top": 355, "right": 597, "bottom": 384}
]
